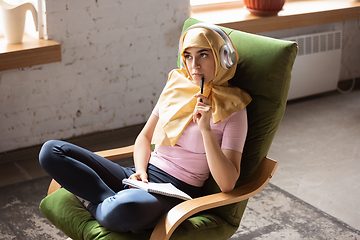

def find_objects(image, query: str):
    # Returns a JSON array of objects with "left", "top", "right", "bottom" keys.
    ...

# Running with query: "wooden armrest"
[
  {"left": 95, "top": 145, "right": 134, "bottom": 160},
  {"left": 149, "top": 157, "right": 278, "bottom": 240},
  {"left": 47, "top": 178, "right": 62, "bottom": 195},
  {"left": 46, "top": 145, "right": 135, "bottom": 195}
]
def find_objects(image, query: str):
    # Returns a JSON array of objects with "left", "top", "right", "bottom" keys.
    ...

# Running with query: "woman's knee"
[
  {"left": 39, "top": 140, "right": 65, "bottom": 171},
  {"left": 94, "top": 189, "right": 166, "bottom": 232}
]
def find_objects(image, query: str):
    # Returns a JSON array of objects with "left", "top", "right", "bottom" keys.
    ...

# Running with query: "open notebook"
[{"left": 122, "top": 179, "right": 192, "bottom": 201}]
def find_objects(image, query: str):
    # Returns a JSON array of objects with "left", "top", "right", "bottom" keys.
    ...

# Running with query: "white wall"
[
  {"left": 0, "top": 0, "right": 190, "bottom": 153},
  {"left": 340, "top": 19, "right": 360, "bottom": 81}
]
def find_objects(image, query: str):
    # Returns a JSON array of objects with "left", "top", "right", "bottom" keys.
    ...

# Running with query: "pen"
[{"left": 200, "top": 76, "right": 204, "bottom": 103}]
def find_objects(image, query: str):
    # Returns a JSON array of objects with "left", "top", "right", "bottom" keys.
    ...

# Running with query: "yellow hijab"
[{"left": 152, "top": 27, "right": 252, "bottom": 146}]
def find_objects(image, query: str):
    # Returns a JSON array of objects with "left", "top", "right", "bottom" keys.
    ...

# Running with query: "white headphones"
[{"left": 180, "top": 23, "right": 237, "bottom": 69}]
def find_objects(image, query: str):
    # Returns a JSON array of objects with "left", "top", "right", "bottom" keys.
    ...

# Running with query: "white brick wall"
[{"left": 0, "top": 0, "right": 190, "bottom": 153}]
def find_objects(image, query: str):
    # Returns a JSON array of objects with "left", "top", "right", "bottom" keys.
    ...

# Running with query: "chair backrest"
[{"left": 180, "top": 18, "right": 298, "bottom": 225}]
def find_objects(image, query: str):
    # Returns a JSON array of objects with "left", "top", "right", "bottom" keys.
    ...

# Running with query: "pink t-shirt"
[{"left": 149, "top": 104, "right": 248, "bottom": 187}]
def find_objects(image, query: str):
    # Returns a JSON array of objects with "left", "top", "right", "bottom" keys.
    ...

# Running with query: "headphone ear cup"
[{"left": 219, "top": 45, "right": 233, "bottom": 69}]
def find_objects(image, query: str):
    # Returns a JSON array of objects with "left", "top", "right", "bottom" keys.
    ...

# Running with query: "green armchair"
[{"left": 39, "top": 18, "right": 298, "bottom": 240}]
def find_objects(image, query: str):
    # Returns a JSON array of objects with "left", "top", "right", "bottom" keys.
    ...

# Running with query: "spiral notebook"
[{"left": 122, "top": 178, "right": 192, "bottom": 201}]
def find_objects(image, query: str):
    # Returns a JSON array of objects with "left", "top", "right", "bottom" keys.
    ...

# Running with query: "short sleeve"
[
  {"left": 221, "top": 108, "right": 248, "bottom": 153},
  {"left": 152, "top": 102, "right": 159, "bottom": 117}
]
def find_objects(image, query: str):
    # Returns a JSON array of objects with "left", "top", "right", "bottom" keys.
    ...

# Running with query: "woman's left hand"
[{"left": 193, "top": 93, "right": 212, "bottom": 131}]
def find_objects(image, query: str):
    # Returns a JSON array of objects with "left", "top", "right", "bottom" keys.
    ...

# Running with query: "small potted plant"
[{"left": 244, "top": 0, "right": 286, "bottom": 17}]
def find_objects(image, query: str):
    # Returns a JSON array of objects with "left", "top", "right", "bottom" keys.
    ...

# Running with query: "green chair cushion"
[
  {"left": 40, "top": 188, "right": 151, "bottom": 240},
  {"left": 40, "top": 188, "right": 246, "bottom": 240},
  {"left": 39, "top": 18, "right": 297, "bottom": 240}
]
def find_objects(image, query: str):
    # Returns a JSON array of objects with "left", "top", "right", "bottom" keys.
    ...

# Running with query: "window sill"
[
  {"left": 191, "top": 1, "right": 244, "bottom": 13},
  {"left": 191, "top": 0, "right": 360, "bottom": 33},
  {"left": 0, "top": 34, "right": 61, "bottom": 71}
]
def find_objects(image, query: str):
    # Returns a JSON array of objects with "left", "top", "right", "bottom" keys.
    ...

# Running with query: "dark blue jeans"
[{"left": 39, "top": 140, "right": 201, "bottom": 232}]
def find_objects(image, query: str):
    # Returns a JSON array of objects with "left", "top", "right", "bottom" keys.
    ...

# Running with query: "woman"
[{"left": 39, "top": 23, "right": 251, "bottom": 233}]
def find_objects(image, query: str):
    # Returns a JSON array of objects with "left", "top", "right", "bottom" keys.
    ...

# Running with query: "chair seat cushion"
[
  {"left": 39, "top": 188, "right": 242, "bottom": 240},
  {"left": 40, "top": 188, "right": 152, "bottom": 240}
]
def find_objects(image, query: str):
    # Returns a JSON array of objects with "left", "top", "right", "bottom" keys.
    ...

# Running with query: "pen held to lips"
[{"left": 200, "top": 76, "right": 204, "bottom": 103}]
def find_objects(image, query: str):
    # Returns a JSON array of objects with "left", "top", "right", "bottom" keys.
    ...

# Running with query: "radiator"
[{"left": 283, "top": 31, "right": 342, "bottom": 100}]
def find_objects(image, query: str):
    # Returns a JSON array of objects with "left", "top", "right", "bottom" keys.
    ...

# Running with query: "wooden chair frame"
[{"left": 47, "top": 144, "right": 278, "bottom": 240}]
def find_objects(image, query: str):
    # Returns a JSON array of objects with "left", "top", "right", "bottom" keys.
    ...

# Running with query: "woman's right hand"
[{"left": 129, "top": 170, "right": 148, "bottom": 183}]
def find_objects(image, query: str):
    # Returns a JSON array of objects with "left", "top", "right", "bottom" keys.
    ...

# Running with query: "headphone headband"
[{"left": 180, "top": 23, "right": 237, "bottom": 69}]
